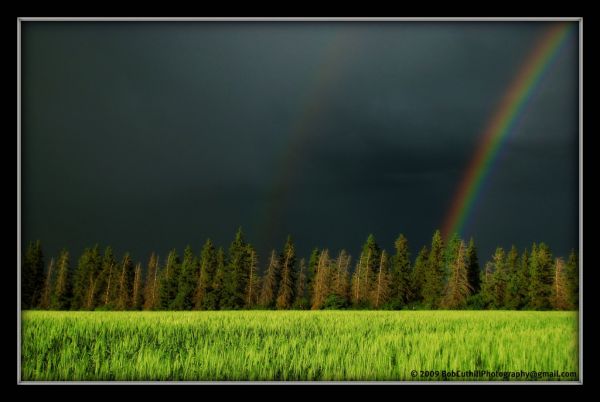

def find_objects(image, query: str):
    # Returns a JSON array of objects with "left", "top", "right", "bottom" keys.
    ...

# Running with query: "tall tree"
[
  {"left": 550, "top": 257, "right": 571, "bottom": 310},
  {"left": 116, "top": 253, "right": 135, "bottom": 310},
  {"left": 21, "top": 240, "right": 45, "bottom": 309},
  {"left": 132, "top": 263, "right": 143, "bottom": 310},
  {"left": 143, "top": 253, "right": 160, "bottom": 310},
  {"left": 490, "top": 247, "right": 507, "bottom": 309},
  {"left": 221, "top": 228, "right": 249, "bottom": 309},
  {"left": 39, "top": 258, "right": 55, "bottom": 310},
  {"left": 245, "top": 245, "right": 260, "bottom": 308},
  {"left": 372, "top": 250, "right": 391, "bottom": 309},
  {"left": 98, "top": 247, "right": 117, "bottom": 309},
  {"left": 422, "top": 230, "right": 445, "bottom": 308},
  {"left": 194, "top": 239, "right": 217, "bottom": 310},
  {"left": 528, "top": 243, "right": 553, "bottom": 310},
  {"left": 73, "top": 245, "right": 101, "bottom": 310},
  {"left": 504, "top": 246, "right": 520, "bottom": 309},
  {"left": 513, "top": 249, "right": 531, "bottom": 309},
  {"left": 390, "top": 234, "right": 412, "bottom": 308},
  {"left": 258, "top": 250, "right": 280, "bottom": 308},
  {"left": 306, "top": 248, "right": 320, "bottom": 304},
  {"left": 294, "top": 258, "right": 309, "bottom": 309},
  {"left": 444, "top": 232, "right": 461, "bottom": 277},
  {"left": 566, "top": 250, "right": 579, "bottom": 309},
  {"left": 207, "top": 248, "right": 226, "bottom": 309},
  {"left": 411, "top": 246, "right": 429, "bottom": 304},
  {"left": 50, "top": 250, "right": 71, "bottom": 310},
  {"left": 466, "top": 238, "right": 480, "bottom": 295},
  {"left": 351, "top": 234, "right": 380, "bottom": 307},
  {"left": 440, "top": 240, "right": 471, "bottom": 309},
  {"left": 479, "top": 261, "right": 496, "bottom": 309},
  {"left": 311, "top": 249, "right": 331, "bottom": 310},
  {"left": 158, "top": 249, "right": 181, "bottom": 310},
  {"left": 276, "top": 236, "right": 296, "bottom": 310},
  {"left": 172, "top": 246, "right": 199, "bottom": 310},
  {"left": 331, "top": 250, "right": 351, "bottom": 304}
]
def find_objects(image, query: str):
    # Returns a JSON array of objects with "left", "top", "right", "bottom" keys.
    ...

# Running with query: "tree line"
[{"left": 20, "top": 229, "right": 579, "bottom": 311}]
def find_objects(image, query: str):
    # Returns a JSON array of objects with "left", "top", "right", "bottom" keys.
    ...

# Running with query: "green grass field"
[{"left": 21, "top": 310, "right": 579, "bottom": 381}]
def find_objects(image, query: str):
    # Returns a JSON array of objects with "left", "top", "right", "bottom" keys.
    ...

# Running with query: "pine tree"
[
  {"left": 21, "top": 240, "right": 45, "bottom": 309},
  {"left": 422, "top": 230, "right": 445, "bottom": 308},
  {"left": 504, "top": 246, "right": 520, "bottom": 309},
  {"left": 444, "top": 232, "right": 461, "bottom": 277},
  {"left": 306, "top": 248, "right": 320, "bottom": 304},
  {"left": 440, "top": 240, "right": 471, "bottom": 309},
  {"left": 51, "top": 250, "right": 71, "bottom": 310},
  {"left": 411, "top": 246, "right": 429, "bottom": 304},
  {"left": 294, "top": 258, "right": 309, "bottom": 309},
  {"left": 390, "top": 234, "right": 411, "bottom": 308},
  {"left": 73, "top": 245, "right": 101, "bottom": 310},
  {"left": 207, "top": 248, "right": 226, "bottom": 309},
  {"left": 172, "top": 245, "right": 199, "bottom": 310},
  {"left": 372, "top": 250, "right": 391, "bottom": 309},
  {"left": 351, "top": 234, "right": 380, "bottom": 307},
  {"left": 158, "top": 250, "right": 181, "bottom": 310},
  {"left": 514, "top": 249, "right": 530, "bottom": 309},
  {"left": 466, "top": 238, "right": 480, "bottom": 295},
  {"left": 550, "top": 257, "right": 571, "bottom": 310},
  {"left": 312, "top": 249, "right": 331, "bottom": 310},
  {"left": 259, "top": 250, "right": 279, "bottom": 308},
  {"left": 276, "top": 236, "right": 296, "bottom": 310},
  {"left": 244, "top": 245, "right": 260, "bottom": 308},
  {"left": 566, "top": 250, "right": 579, "bottom": 309},
  {"left": 221, "top": 228, "right": 249, "bottom": 309},
  {"left": 99, "top": 247, "right": 117, "bottom": 309},
  {"left": 528, "top": 243, "right": 553, "bottom": 310},
  {"left": 39, "top": 258, "right": 55, "bottom": 310},
  {"left": 116, "top": 253, "right": 135, "bottom": 310},
  {"left": 143, "top": 253, "right": 160, "bottom": 310},
  {"left": 490, "top": 247, "right": 507, "bottom": 309},
  {"left": 479, "top": 261, "right": 495, "bottom": 309},
  {"left": 194, "top": 239, "right": 217, "bottom": 310},
  {"left": 132, "top": 263, "right": 143, "bottom": 310},
  {"left": 331, "top": 250, "right": 351, "bottom": 304}
]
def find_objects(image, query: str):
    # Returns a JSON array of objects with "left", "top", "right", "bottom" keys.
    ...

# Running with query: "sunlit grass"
[{"left": 21, "top": 310, "right": 578, "bottom": 381}]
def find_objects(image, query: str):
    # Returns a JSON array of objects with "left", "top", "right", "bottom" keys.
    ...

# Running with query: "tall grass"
[{"left": 21, "top": 311, "right": 578, "bottom": 381}]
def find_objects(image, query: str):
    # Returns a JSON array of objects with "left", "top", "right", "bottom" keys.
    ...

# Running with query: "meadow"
[{"left": 21, "top": 310, "right": 578, "bottom": 381}]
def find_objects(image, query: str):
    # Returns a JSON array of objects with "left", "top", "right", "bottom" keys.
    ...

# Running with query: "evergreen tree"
[
  {"left": 422, "top": 230, "right": 445, "bottom": 308},
  {"left": 158, "top": 250, "right": 180, "bottom": 310},
  {"left": 331, "top": 250, "right": 351, "bottom": 304},
  {"left": 51, "top": 250, "right": 71, "bottom": 310},
  {"left": 490, "top": 247, "right": 507, "bottom": 309},
  {"left": 504, "top": 246, "right": 520, "bottom": 309},
  {"left": 73, "top": 245, "right": 101, "bottom": 310},
  {"left": 132, "top": 263, "right": 143, "bottom": 310},
  {"left": 466, "top": 238, "right": 481, "bottom": 295},
  {"left": 479, "top": 261, "right": 495, "bottom": 309},
  {"left": 513, "top": 249, "right": 530, "bottom": 309},
  {"left": 411, "top": 246, "right": 429, "bottom": 304},
  {"left": 39, "top": 258, "right": 55, "bottom": 310},
  {"left": 528, "top": 243, "right": 553, "bottom": 310},
  {"left": 294, "top": 258, "right": 309, "bottom": 309},
  {"left": 143, "top": 253, "right": 160, "bottom": 310},
  {"left": 21, "top": 240, "right": 45, "bottom": 309},
  {"left": 306, "top": 248, "right": 320, "bottom": 304},
  {"left": 221, "top": 228, "right": 249, "bottom": 309},
  {"left": 351, "top": 234, "right": 380, "bottom": 307},
  {"left": 259, "top": 250, "right": 280, "bottom": 308},
  {"left": 98, "top": 247, "right": 117, "bottom": 309},
  {"left": 116, "top": 253, "right": 135, "bottom": 310},
  {"left": 312, "top": 249, "right": 331, "bottom": 310},
  {"left": 276, "top": 236, "right": 296, "bottom": 310},
  {"left": 172, "top": 245, "right": 199, "bottom": 310},
  {"left": 390, "top": 234, "right": 412, "bottom": 308},
  {"left": 194, "top": 239, "right": 217, "bottom": 310},
  {"left": 566, "top": 250, "right": 579, "bottom": 309},
  {"left": 372, "top": 250, "right": 391, "bottom": 309},
  {"left": 245, "top": 245, "right": 260, "bottom": 308},
  {"left": 207, "top": 248, "right": 226, "bottom": 309},
  {"left": 440, "top": 240, "right": 471, "bottom": 309},
  {"left": 550, "top": 257, "right": 571, "bottom": 310},
  {"left": 444, "top": 232, "right": 461, "bottom": 277}
]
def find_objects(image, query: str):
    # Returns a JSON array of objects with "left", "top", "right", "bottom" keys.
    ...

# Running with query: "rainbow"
[{"left": 441, "top": 22, "right": 574, "bottom": 239}]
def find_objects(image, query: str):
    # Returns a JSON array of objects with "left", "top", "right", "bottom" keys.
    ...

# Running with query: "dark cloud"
[{"left": 22, "top": 21, "right": 579, "bottom": 263}]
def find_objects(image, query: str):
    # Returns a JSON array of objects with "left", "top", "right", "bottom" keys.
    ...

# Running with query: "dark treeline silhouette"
[{"left": 21, "top": 229, "right": 579, "bottom": 311}]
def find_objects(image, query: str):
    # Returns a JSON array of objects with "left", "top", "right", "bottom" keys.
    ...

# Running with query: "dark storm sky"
[{"left": 22, "top": 21, "right": 579, "bottom": 265}]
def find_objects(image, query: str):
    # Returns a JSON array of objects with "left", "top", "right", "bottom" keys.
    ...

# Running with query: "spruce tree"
[
  {"left": 504, "top": 246, "right": 520, "bottom": 309},
  {"left": 390, "top": 234, "right": 411, "bottom": 308},
  {"left": 158, "top": 250, "right": 180, "bottom": 310},
  {"left": 39, "top": 258, "right": 55, "bottom": 310},
  {"left": 422, "top": 230, "right": 445, "bottom": 308},
  {"left": 194, "top": 239, "right": 217, "bottom": 310},
  {"left": 566, "top": 250, "right": 579, "bottom": 309},
  {"left": 490, "top": 247, "right": 507, "bottom": 309},
  {"left": 132, "top": 263, "right": 143, "bottom": 310},
  {"left": 207, "top": 248, "right": 226, "bottom": 309},
  {"left": 312, "top": 249, "right": 331, "bottom": 310},
  {"left": 411, "top": 246, "right": 429, "bottom": 304},
  {"left": 372, "top": 250, "right": 391, "bottom": 309},
  {"left": 172, "top": 245, "right": 199, "bottom": 310},
  {"left": 331, "top": 250, "right": 351, "bottom": 304},
  {"left": 221, "top": 228, "right": 249, "bottom": 309},
  {"left": 466, "top": 238, "right": 480, "bottom": 294},
  {"left": 528, "top": 243, "right": 553, "bottom": 310},
  {"left": 73, "top": 245, "right": 101, "bottom": 310},
  {"left": 276, "top": 236, "right": 296, "bottom": 310},
  {"left": 143, "top": 253, "right": 160, "bottom": 310},
  {"left": 245, "top": 245, "right": 260, "bottom": 308},
  {"left": 21, "top": 240, "right": 45, "bottom": 309},
  {"left": 306, "top": 248, "right": 320, "bottom": 304},
  {"left": 550, "top": 257, "right": 571, "bottom": 310},
  {"left": 116, "top": 253, "right": 135, "bottom": 310},
  {"left": 259, "top": 250, "right": 280, "bottom": 308},
  {"left": 294, "top": 258, "right": 309, "bottom": 309},
  {"left": 51, "top": 250, "right": 71, "bottom": 310},
  {"left": 98, "top": 247, "right": 117, "bottom": 309},
  {"left": 441, "top": 240, "right": 471, "bottom": 309}
]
